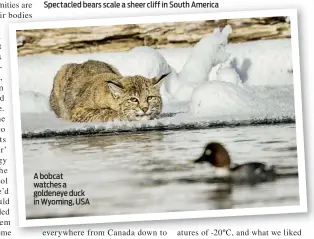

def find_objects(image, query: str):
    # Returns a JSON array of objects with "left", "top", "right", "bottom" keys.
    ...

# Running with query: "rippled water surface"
[{"left": 23, "top": 124, "right": 300, "bottom": 219}]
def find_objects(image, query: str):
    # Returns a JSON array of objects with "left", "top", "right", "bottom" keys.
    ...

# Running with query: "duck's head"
[{"left": 194, "top": 142, "right": 231, "bottom": 168}]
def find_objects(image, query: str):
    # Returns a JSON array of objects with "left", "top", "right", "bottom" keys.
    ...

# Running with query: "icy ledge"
[{"left": 22, "top": 111, "right": 295, "bottom": 138}]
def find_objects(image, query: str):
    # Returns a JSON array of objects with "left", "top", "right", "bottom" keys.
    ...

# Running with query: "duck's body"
[
  {"left": 230, "top": 162, "right": 276, "bottom": 183},
  {"left": 194, "top": 142, "right": 277, "bottom": 184}
]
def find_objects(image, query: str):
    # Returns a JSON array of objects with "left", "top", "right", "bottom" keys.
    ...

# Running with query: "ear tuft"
[
  {"left": 153, "top": 72, "right": 170, "bottom": 88},
  {"left": 107, "top": 80, "right": 124, "bottom": 98}
]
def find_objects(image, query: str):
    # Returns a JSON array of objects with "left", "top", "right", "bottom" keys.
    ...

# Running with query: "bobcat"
[{"left": 49, "top": 60, "right": 169, "bottom": 122}]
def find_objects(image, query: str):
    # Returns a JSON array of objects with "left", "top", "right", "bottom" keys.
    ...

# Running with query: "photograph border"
[{"left": 8, "top": 9, "right": 307, "bottom": 227}]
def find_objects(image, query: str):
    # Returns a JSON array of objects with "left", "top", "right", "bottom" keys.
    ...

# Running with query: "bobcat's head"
[{"left": 107, "top": 73, "right": 169, "bottom": 121}]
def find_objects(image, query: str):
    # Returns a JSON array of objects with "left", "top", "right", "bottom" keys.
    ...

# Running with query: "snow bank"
[{"left": 16, "top": 27, "right": 295, "bottom": 136}]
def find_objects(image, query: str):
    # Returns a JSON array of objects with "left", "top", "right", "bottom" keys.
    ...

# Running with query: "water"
[{"left": 23, "top": 124, "right": 299, "bottom": 219}]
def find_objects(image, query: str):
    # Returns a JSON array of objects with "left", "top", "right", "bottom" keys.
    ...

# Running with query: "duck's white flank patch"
[{"left": 215, "top": 167, "right": 231, "bottom": 178}]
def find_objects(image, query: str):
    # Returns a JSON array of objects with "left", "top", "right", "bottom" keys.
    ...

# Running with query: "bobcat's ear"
[
  {"left": 152, "top": 72, "right": 170, "bottom": 88},
  {"left": 107, "top": 80, "right": 124, "bottom": 98}
]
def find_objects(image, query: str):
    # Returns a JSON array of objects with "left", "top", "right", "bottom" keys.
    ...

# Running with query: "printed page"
[{"left": 0, "top": 0, "right": 313, "bottom": 238}]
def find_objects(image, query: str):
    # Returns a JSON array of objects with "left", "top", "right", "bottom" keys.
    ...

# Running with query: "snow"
[
  {"left": 215, "top": 67, "right": 242, "bottom": 85},
  {"left": 178, "top": 25, "right": 231, "bottom": 84},
  {"left": 16, "top": 36, "right": 25, "bottom": 47},
  {"left": 189, "top": 82, "right": 294, "bottom": 117},
  {"left": 16, "top": 26, "right": 295, "bottom": 137},
  {"left": 126, "top": 46, "right": 171, "bottom": 78},
  {"left": 20, "top": 91, "right": 50, "bottom": 113},
  {"left": 165, "top": 25, "right": 232, "bottom": 101}
]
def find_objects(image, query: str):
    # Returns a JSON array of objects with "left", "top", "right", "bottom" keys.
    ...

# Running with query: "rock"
[{"left": 16, "top": 17, "right": 290, "bottom": 56}]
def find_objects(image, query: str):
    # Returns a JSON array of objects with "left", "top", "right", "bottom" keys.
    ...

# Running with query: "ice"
[{"left": 21, "top": 109, "right": 295, "bottom": 138}]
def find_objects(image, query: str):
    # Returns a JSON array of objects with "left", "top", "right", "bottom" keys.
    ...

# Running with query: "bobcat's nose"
[{"left": 142, "top": 107, "right": 148, "bottom": 113}]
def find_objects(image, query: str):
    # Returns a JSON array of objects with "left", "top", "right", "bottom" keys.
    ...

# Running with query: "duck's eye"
[
  {"left": 147, "top": 96, "right": 154, "bottom": 101},
  {"left": 205, "top": 149, "right": 212, "bottom": 156},
  {"left": 129, "top": 97, "right": 139, "bottom": 103}
]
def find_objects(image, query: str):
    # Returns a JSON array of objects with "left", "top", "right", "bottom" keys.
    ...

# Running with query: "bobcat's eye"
[
  {"left": 129, "top": 97, "right": 139, "bottom": 103},
  {"left": 147, "top": 96, "right": 154, "bottom": 101}
]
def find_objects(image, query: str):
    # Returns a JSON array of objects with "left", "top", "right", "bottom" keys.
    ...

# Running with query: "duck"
[{"left": 194, "top": 142, "right": 277, "bottom": 184}]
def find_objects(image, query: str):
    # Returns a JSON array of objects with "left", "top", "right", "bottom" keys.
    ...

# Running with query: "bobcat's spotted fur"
[{"left": 49, "top": 60, "right": 168, "bottom": 122}]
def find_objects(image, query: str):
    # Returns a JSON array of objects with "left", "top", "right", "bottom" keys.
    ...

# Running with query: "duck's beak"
[{"left": 194, "top": 155, "right": 206, "bottom": 164}]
